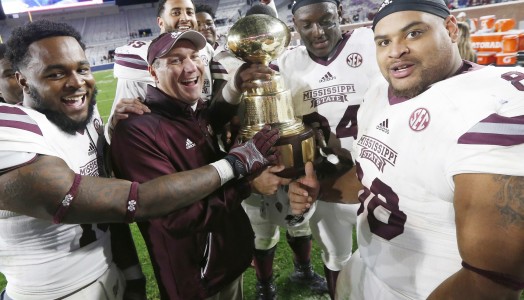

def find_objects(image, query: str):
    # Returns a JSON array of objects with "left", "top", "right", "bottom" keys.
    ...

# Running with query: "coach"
[{"left": 110, "top": 31, "right": 279, "bottom": 300}]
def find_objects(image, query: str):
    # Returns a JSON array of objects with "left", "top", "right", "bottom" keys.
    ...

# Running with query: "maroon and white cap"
[{"left": 147, "top": 30, "right": 207, "bottom": 65}]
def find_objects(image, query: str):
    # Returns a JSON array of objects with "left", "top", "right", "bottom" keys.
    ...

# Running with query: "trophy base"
[
  {"left": 274, "top": 126, "right": 317, "bottom": 178},
  {"left": 241, "top": 122, "right": 317, "bottom": 179}
]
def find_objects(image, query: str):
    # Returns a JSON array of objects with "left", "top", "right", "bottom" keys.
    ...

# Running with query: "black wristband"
[{"left": 223, "top": 154, "right": 246, "bottom": 178}]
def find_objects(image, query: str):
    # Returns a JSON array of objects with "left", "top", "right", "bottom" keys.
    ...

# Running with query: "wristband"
[
  {"left": 53, "top": 173, "right": 82, "bottom": 224},
  {"left": 125, "top": 182, "right": 139, "bottom": 223},
  {"left": 210, "top": 159, "right": 235, "bottom": 186},
  {"left": 221, "top": 80, "right": 242, "bottom": 105}
]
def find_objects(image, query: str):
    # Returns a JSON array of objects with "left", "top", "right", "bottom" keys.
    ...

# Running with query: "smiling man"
[
  {"left": 195, "top": 4, "right": 218, "bottom": 49},
  {"left": 3, "top": 19, "right": 150, "bottom": 300},
  {"left": 108, "top": 0, "right": 266, "bottom": 147},
  {"left": 109, "top": 0, "right": 218, "bottom": 138},
  {"left": 110, "top": 31, "right": 277, "bottom": 300},
  {"left": 16, "top": 33, "right": 96, "bottom": 134},
  {"left": 112, "top": 0, "right": 208, "bottom": 100},
  {"left": 288, "top": 0, "right": 524, "bottom": 299}
]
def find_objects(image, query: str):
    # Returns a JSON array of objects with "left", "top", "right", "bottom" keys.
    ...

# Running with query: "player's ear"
[
  {"left": 445, "top": 15, "right": 459, "bottom": 43},
  {"left": 15, "top": 71, "right": 29, "bottom": 94},
  {"left": 149, "top": 65, "right": 158, "bottom": 82},
  {"left": 157, "top": 16, "right": 164, "bottom": 31}
]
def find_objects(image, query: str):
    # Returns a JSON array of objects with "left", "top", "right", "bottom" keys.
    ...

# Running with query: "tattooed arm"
[
  {"left": 0, "top": 155, "right": 221, "bottom": 223},
  {"left": 428, "top": 173, "right": 524, "bottom": 299},
  {"left": 0, "top": 126, "right": 279, "bottom": 223}
]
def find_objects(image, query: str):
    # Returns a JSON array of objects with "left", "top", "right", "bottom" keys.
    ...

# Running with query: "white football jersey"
[
  {"left": 0, "top": 104, "right": 112, "bottom": 299},
  {"left": 262, "top": 28, "right": 379, "bottom": 224},
  {"left": 343, "top": 65, "right": 524, "bottom": 299},
  {"left": 213, "top": 49, "right": 244, "bottom": 82},
  {"left": 276, "top": 27, "right": 380, "bottom": 160}
]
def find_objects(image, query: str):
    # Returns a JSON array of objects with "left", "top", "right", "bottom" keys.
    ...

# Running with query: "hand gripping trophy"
[{"left": 228, "top": 14, "right": 316, "bottom": 178}]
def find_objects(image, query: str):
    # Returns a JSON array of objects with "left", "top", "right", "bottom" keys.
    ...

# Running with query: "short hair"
[
  {"left": 246, "top": 3, "right": 277, "bottom": 18},
  {"left": 291, "top": 0, "right": 339, "bottom": 15},
  {"left": 0, "top": 44, "right": 7, "bottom": 60},
  {"left": 195, "top": 3, "right": 215, "bottom": 19},
  {"left": 6, "top": 19, "right": 85, "bottom": 71},
  {"left": 372, "top": 0, "right": 449, "bottom": 30},
  {"left": 157, "top": 0, "right": 195, "bottom": 17}
]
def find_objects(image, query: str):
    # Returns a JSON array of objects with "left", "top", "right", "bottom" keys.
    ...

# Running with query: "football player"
[
  {"left": 252, "top": 0, "right": 382, "bottom": 298},
  {"left": 290, "top": 0, "right": 524, "bottom": 299}
]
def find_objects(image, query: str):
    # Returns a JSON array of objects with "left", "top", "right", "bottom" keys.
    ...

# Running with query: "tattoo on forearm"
[
  {"left": 2, "top": 175, "right": 21, "bottom": 208},
  {"left": 165, "top": 168, "right": 219, "bottom": 204},
  {"left": 494, "top": 175, "right": 524, "bottom": 228},
  {"left": 0, "top": 156, "right": 75, "bottom": 215}
]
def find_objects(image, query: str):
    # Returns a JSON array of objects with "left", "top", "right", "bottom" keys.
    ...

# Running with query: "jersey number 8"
[{"left": 356, "top": 163, "right": 407, "bottom": 241}]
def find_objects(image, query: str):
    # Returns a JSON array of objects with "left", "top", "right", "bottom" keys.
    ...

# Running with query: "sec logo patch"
[
  {"left": 347, "top": 53, "right": 363, "bottom": 68},
  {"left": 409, "top": 108, "right": 430, "bottom": 131}
]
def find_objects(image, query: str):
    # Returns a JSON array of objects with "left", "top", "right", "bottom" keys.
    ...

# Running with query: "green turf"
[
  {"left": 130, "top": 224, "right": 336, "bottom": 300},
  {"left": 93, "top": 69, "right": 118, "bottom": 122}
]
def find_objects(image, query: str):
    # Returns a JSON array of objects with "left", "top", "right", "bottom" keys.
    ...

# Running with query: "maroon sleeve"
[
  {"left": 158, "top": 179, "right": 250, "bottom": 236},
  {"left": 110, "top": 114, "right": 249, "bottom": 236}
]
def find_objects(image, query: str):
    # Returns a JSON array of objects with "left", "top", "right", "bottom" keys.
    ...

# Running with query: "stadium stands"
[
  {"left": 0, "top": 2, "right": 158, "bottom": 65},
  {"left": 0, "top": 0, "right": 522, "bottom": 65}
]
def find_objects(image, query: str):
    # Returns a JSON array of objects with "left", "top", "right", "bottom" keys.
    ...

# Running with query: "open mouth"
[
  {"left": 392, "top": 64, "right": 411, "bottom": 71},
  {"left": 61, "top": 94, "right": 86, "bottom": 108},
  {"left": 177, "top": 25, "right": 192, "bottom": 31},
  {"left": 180, "top": 77, "right": 198, "bottom": 86},
  {"left": 389, "top": 62, "right": 415, "bottom": 78}
]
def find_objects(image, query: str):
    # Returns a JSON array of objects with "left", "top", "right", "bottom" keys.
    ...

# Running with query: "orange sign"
[
  {"left": 471, "top": 32, "right": 523, "bottom": 54},
  {"left": 471, "top": 32, "right": 506, "bottom": 52},
  {"left": 496, "top": 52, "right": 517, "bottom": 66},
  {"left": 477, "top": 52, "right": 496, "bottom": 65},
  {"left": 470, "top": 16, "right": 522, "bottom": 66}
]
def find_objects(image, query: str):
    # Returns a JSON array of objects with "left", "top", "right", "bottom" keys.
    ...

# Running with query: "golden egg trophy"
[{"left": 227, "top": 14, "right": 316, "bottom": 178}]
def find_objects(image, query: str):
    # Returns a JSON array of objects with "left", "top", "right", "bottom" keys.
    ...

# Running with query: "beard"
[
  {"left": 29, "top": 86, "right": 97, "bottom": 135},
  {"left": 390, "top": 80, "right": 428, "bottom": 99},
  {"left": 390, "top": 44, "right": 453, "bottom": 99}
]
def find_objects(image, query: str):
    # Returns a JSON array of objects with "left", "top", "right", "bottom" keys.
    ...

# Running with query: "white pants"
[
  {"left": 243, "top": 193, "right": 311, "bottom": 250},
  {"left": 244, "top": 189, "right": 359, "bottom": 271},
  {"left": 309, "top": 201, "right": 359, "bottom": 271},
  {"left": 2, "top": 263, "right": 125, "bottom": 300},
  {"left": 336, "top": 250, "right": 415, "bottom": 300}
]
